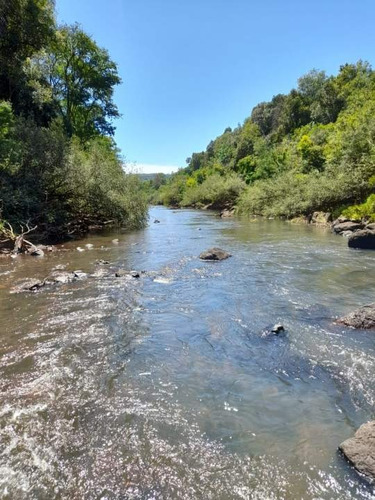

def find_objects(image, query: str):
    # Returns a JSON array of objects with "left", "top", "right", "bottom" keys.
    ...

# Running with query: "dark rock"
[
  {"left": 332, "top": 221, "right": 364, "bottom": 234},
  {"left": 154, "top": 219, "right": 160, "bottom": 224},
  {"left": 348, "top": 229, "right": 375, "bottom": 249},
  {"left": 115, "top": 269, "right": 141, "bottom": 278},
  {"left": 339, "top": 420, "right": 375, "bottom": 481},
  {"left": 96, "top": 259, "right": 110, "bottom": 265},
  {"left": 199, "top": 248, "right": 231, "bottom": 261},
  {"left": 271, "top": 324, "right": 285, "bottom": 334},
  {"left": 337, "top": 303, "right": 375, "bottom": 329}
]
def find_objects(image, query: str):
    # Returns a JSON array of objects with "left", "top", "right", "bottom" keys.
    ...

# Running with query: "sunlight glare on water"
[{"left": 0, "top": 207, "right": 374, "bottom": 499}]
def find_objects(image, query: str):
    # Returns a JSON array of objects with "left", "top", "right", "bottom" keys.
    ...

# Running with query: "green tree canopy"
[{"left": 29, "top": 24, "right": 121, "bottom": 140}]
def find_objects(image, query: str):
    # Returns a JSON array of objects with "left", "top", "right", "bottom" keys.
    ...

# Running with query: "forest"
[
  {"left": 157, "top": 62, "right": 375, "bottom": 221},
  {"left": 0, "top": 0, "right": 147, "bottom": 243}
]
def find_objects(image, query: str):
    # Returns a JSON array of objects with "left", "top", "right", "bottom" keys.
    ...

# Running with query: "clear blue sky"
[{"left": 57, "top": 0, "right": 375, "bottom": 174}]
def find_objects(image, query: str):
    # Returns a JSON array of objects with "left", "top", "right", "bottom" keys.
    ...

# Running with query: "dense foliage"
[
  {"left": 0, "top": 0, "right": 147, "bottom": 238},
  {"left": 158, "top": 61, "right": 375, "bottom": 220}
]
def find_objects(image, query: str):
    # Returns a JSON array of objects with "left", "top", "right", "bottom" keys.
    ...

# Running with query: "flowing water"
[{"left": 0, "top": 206, "right": 374, "bottom": 499}]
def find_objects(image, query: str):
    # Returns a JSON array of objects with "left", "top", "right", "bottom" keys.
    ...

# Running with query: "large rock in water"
[
  {"left": 199, "top": 247, "right": 231, "bottom": 261},
  {"left": 348, "top": 229, "right": 375, "bottom": 249},
  {"left": 339, "top": 421, "right": 375, "bottom": 481},
  {"left": 332, "top": 221, "right": 364, "bottom": 234},
  {"left": 337, "top": 303, "right": 375, "bottom": 329}
]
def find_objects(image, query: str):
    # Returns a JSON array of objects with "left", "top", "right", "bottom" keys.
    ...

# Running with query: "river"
[{"left": 0, "top": 206, "right": 374, "bottom": 499}]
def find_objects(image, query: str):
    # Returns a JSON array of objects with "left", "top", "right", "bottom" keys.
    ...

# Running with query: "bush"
[
  {"left": 181, "top": 173, "right": 246, "bottom": 208},
  {"left": 342, "top": 193, "right": 375, "bottom": 221}
]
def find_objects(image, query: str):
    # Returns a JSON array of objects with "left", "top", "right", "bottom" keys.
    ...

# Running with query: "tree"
[
  {"left": 0, "top": 0, "right": 55, "bottom": 115},
  {"left": 29, "top": 24, "right": 121, "bottom": 140}
]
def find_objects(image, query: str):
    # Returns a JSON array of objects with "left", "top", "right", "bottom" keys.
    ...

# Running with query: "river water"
[{"left": 0, "top": 206, "right": 374, "bottom": 499}]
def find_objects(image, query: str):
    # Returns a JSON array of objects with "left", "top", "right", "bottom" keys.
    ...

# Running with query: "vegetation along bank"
[
  {"left": 154, "top": 62, "right": 375, "bottom": 228},
  {"left": 0, "top": 0, "right": 148, "bottom": 254}
]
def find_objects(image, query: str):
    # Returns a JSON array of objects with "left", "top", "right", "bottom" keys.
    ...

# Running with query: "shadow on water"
[{"left": 0, "top": 207, "right": 374, "bottom": 499}]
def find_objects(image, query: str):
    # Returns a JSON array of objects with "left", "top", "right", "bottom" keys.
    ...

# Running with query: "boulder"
[
  {"left": 366, "top": 222, "right": 375, "bottom": 231},
  {"left": 199, "top": 248, "right": 231, "bottom": 261},
  {"left": 339, "top": 420, "right": 375, "bottom": 481},
  {"left": 337, "top": 303, "right": 375, "bottom": 329},
  {"left": 311, "top": 211, "right": 332, "bottom": 225},
  {"left": 348, "top": 229, "right": 375, "bottom": 249},
  {"left": 332, "top": 221, "right": 364, "bottom": 234}
]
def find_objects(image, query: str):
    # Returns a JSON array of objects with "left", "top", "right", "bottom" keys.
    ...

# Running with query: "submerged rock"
[
  {"left": 44, "top": 271, "right": 76, "bottom": 284},
  {"left": 27, "top": 245, "right": 45, "bottom": 257},
  {"left": 337, "top": 303, "right": 375, "bottom": 329},
  {"left": 348, "top": 229, "right": 375, "bottom": 249},
  {"left": 339, "top": 420, "right": 375, "bottom": 481},
  {"left": 271, "top": 324, "right": 285, "bottom": 334},
  {"left": 154, "top": 219, "right": 160, "bottom": 224},
  {"left": 115, "top": 269, "right": 141, "bottom": 278},
  {"left": 12, "top": 279, "right": 46, "bottom": 293},
  {"left": 199, "top": 248, "right": 231, "bottom": 261}
]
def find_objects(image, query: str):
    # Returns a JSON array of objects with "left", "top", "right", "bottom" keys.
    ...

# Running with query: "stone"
[
  {"left": 112, "top": 239, "right": 119, "bottom": 244},
  {"left": 339, "top": 420, "right": 375, "bottom": 481},
  {"left": 311, "top": 211, "right": 332, "bottom": 225},
  {"left": 12, "top": 279, "right": 45, "bottom": 293},
  {"left": 342, "top": 230, "right": 354, "bottom": 238},
  {"left": 154, "top": 219, "right": 160, "bottom": 224},
  {"left": 366, "top": 223, "right": 375, "bottom": 231},
  {"left": 44, "top": 271, "right": 77, "bottom": 285},
  {"left": 199, "top": 248, "right": 231, "bottom": 261},
  {"left": 27, "top": 245, "right": 44, "bottom": 257},
  {"left": 348, "top": 229, "right": 375, "bottom": 249},
  {"left": 332, "top": 221, "right": 364, "bottom": 234},
  {"left": 220, "top": 208, "right": 235, "bottom": 218},
  {"left": 271, "top": 324, "right": 285, "bottom": 334},
  {"left": 337, "top": 303, "right": 375, "bottom": 329},
  {"left": 96, "top": 259, "right": 110, "bottom": 265}
]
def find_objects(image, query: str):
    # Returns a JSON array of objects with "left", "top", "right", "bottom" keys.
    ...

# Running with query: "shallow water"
[{"left": 0, "top": 207, "right": 374, "bottom": 499}]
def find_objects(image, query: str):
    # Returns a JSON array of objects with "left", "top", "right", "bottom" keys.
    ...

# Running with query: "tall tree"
[
  {"left": 30, "top": 24, "right": 121, "bottom": 140},
  {"left": 0, "top": 0, "right": 55, "bottom": 112}
]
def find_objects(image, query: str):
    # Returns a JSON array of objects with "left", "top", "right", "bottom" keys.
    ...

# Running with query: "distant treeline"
[
  {"left": 156, "top": 62, "right": 375, "bottom": 221},
  {"left": 0, "top": 0, "right": 147, "bottom": 240}
]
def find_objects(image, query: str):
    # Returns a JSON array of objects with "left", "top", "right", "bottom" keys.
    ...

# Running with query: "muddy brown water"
[{"left": 0, "top": 207, "right": 374, "bottom": 499}]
